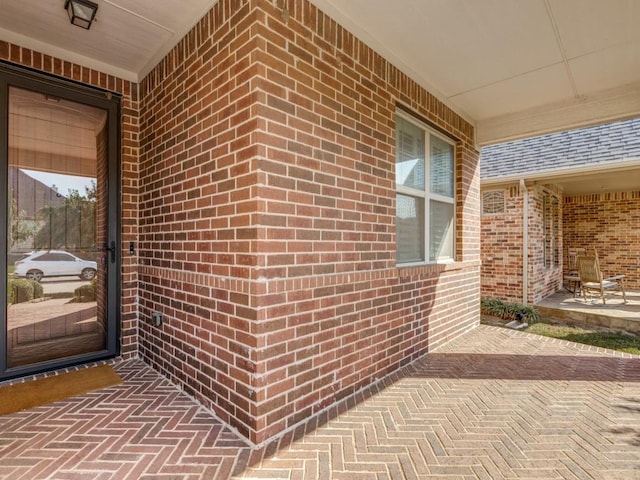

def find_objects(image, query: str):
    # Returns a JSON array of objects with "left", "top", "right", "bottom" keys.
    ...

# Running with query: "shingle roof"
[{"left": 480, "top": 117, "right": 640, "bottom": 180}]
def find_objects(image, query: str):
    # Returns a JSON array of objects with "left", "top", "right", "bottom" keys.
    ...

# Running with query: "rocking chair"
[{"left": 576, "top": 254, "right": 627, "bottom": 304}]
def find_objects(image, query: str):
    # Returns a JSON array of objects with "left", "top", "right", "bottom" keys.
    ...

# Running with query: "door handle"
[{"left": 103, "top": 241, "right": 116, "bottom": 263}]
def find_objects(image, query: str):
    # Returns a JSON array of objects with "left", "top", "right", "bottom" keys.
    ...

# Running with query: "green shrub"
[
  {"left": 481, "top": 297, "right": 539, "bottom": 323},
  {"left": 31, "top": 280, "right": 44, "bottom": 299},
  {"left": 518, "top": 304, "right": 540, "bottom": 323},
  {"left": 8, "top": 278, "right": 34, "bottom": 304},
  {"left": 73, "top": 281, "right": 96, "bottom": 302},
  {"left": 481, "top": 297, "right": 508, "bottom": 318}
]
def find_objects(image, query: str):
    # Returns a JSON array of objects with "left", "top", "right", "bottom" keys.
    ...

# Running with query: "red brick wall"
[
  {"left": 564, "top": 191, "right": 640, "bottom": 289},
  {"left": 480, "top": 185, "right": 524, "bottom": 301},
  {"left": 482, "top": 183, "right": 640, "bottom": 302},
  {"left": 481, "top": 184, "right": 563, "bottom": 304},
  {"left": 0, "top": 41, "right": 139, "bottom": 358},
  {"left": 138, "top": 0, "right": 480, "bottom": 445},
  {"left": 137, "top": 0, "right": 263, "bottom": 441}
]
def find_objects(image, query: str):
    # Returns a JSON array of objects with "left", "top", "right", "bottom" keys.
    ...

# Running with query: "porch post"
[{"left": 520, "top": 178, "right": 529, "bottom": 305}]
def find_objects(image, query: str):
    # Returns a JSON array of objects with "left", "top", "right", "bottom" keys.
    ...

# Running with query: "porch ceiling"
[
  {"left": 1, "top": 1, "right": 639, "bottom": 145},
  {"left": 483, "top": 164, "right": 640, "bottom": 196},
  {"left": 553, "top": 167, "right": 640, "bottom": 195}
]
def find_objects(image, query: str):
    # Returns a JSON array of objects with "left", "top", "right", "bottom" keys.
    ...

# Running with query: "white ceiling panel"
[
  {"left": 569, "top": 41, "right": 640, "bottom": 94},
  {"left": 68, "top": 2, "right": 175, "bottom": 72},
  {"left": 106, "top": 0, "right": 202, "bottom": 28},
  {"left": 548, "top": 0, "right": 640, "bottom": 59},
  {"left": 306, "top": 0, "right": 562, "bottom": 97},
  {"left": 103, "top": 0, "right": 216, "bottom": 76},
  {"left": 558, "top": 168, "right": 640, "bottom": 195},
  {"left": 0, "top": 0, "right": 214, "bottom": 81},
  {"left": 451, "top": 63, "right": 574, "bottom": 120},
  {"left": 1, "top": 0, "right": 85, "bottom": 51},
  {"left": 409, "top": 0, "right": 562, "bottom": 96},
  {"left": 1, "top": 0, "right": 639, "bottom": 143}
]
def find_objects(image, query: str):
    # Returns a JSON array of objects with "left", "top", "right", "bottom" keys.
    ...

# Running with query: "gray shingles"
[{"left": 480, "top": 118, "right": 640, "bottom": 179}]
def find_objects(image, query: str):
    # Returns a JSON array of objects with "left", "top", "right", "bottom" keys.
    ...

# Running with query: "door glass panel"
[{"left": 6, "top": 86, "right": 108, "bottom": 369}]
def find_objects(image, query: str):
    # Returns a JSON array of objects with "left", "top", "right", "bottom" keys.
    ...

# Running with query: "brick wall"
[
  {"left": 138, "top": 0, "right": 480, "bottom": 445},
  {"left": 0, "top": 42, "right": 139, "bottom": 358},
  {"left": 137, "top": 0, "right": 262, "bottom": 442},
  {"left": 480, "top": 183, "right": 563, "bottom": 304},
  {"left": 481, "top": 183, "right": 640, "bottom": 302},
  {"left": 480, "top": 185, "right": 523, "bottom": 301},
  {"left": 564, "top": 191, "right": 640, "bottom": 289}
]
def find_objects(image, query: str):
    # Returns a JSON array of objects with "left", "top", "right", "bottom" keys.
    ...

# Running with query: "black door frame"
[{"left": 0, "top": 61, "right": 120, "bottom": 380}]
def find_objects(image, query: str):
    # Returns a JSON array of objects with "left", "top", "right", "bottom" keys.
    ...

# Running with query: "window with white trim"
[{"left": 395, "top": 113, "right": 456, "bottom": 264}]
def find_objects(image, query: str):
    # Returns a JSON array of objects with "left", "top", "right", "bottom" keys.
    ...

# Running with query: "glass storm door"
[{"left": 0, "top": 66, "right": 119, "bottom": 379}]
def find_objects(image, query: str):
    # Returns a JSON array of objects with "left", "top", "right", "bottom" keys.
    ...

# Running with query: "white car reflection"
[{"left": 13, "top": 250, "right": 97, "bottom": 282}]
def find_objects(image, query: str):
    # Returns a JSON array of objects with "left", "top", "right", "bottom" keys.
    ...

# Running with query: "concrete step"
[{"left": 535, "top": 290, "right": 640, "bottom": 334}]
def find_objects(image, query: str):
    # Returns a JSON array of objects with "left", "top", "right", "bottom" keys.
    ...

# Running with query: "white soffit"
[
  {"left": 0, "top": 0, "right": 216, "bottom": 83},
  {"left": 450, "top": 64, "right": 574, "bottom": 121},
  {"left": 309, "top": 0, "right": 640, "bottom": 145},
  {"left": 569, "top": 43, "right": 640, "bottom": 93},
  {"left": 1, "top": 0, "right": 639, "bottom": 144},
  {"left": 556, "top": 168, "right": 640, "bottom": 195},
  {"left": 550, "top": 0, "right": 640, "bottom": 58},
  {"left": 482, "top": 158, "right": 640, "bottom": 196}
]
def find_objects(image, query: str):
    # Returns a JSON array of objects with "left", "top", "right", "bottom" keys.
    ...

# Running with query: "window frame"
[
  {"left": 395, "top": 110, "right": 457, "bottom": 266},
  {"left": 542, "top": 189, "right": 560, "bottom": 269}
]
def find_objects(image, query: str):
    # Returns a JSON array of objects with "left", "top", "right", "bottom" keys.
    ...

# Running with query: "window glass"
[
  {"left": 430, "top": 200, "right": 454, "bottom": 261},
  {"left": 395, "top": 117, "right": 425, "bottom": 191},
  {"left": 430, "top": 135, "right": 454, "bottom": 198},
  {"left": 396, "top": 194, "right": 424, "bottom": 263}
]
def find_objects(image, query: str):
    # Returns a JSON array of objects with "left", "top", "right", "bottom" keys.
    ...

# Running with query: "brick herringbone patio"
[
  {"left": 1, "top": 325, "right": 638, "bottom": 479},
  {"left": 0, "top": 361, "right": 252, "bottom": 480}
]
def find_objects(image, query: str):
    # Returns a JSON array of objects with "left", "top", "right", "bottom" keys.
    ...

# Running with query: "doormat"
[{"left": 0, "top": 364, "right": 122, "bottom": 416}]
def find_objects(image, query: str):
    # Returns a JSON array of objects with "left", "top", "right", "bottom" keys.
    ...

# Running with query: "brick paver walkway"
[{"left": 0, "top": 325, "right": 638, "bottom": 479}]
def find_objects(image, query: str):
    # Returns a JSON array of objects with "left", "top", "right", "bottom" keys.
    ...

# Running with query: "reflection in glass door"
[{"left": 3, "top": 81, "right": 114, "bottom": 373}]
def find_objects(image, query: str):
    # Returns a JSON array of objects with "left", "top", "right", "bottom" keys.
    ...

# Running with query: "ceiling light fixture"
[{"left": 64, "top": 0, "right": 98, "bottom": 30}]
